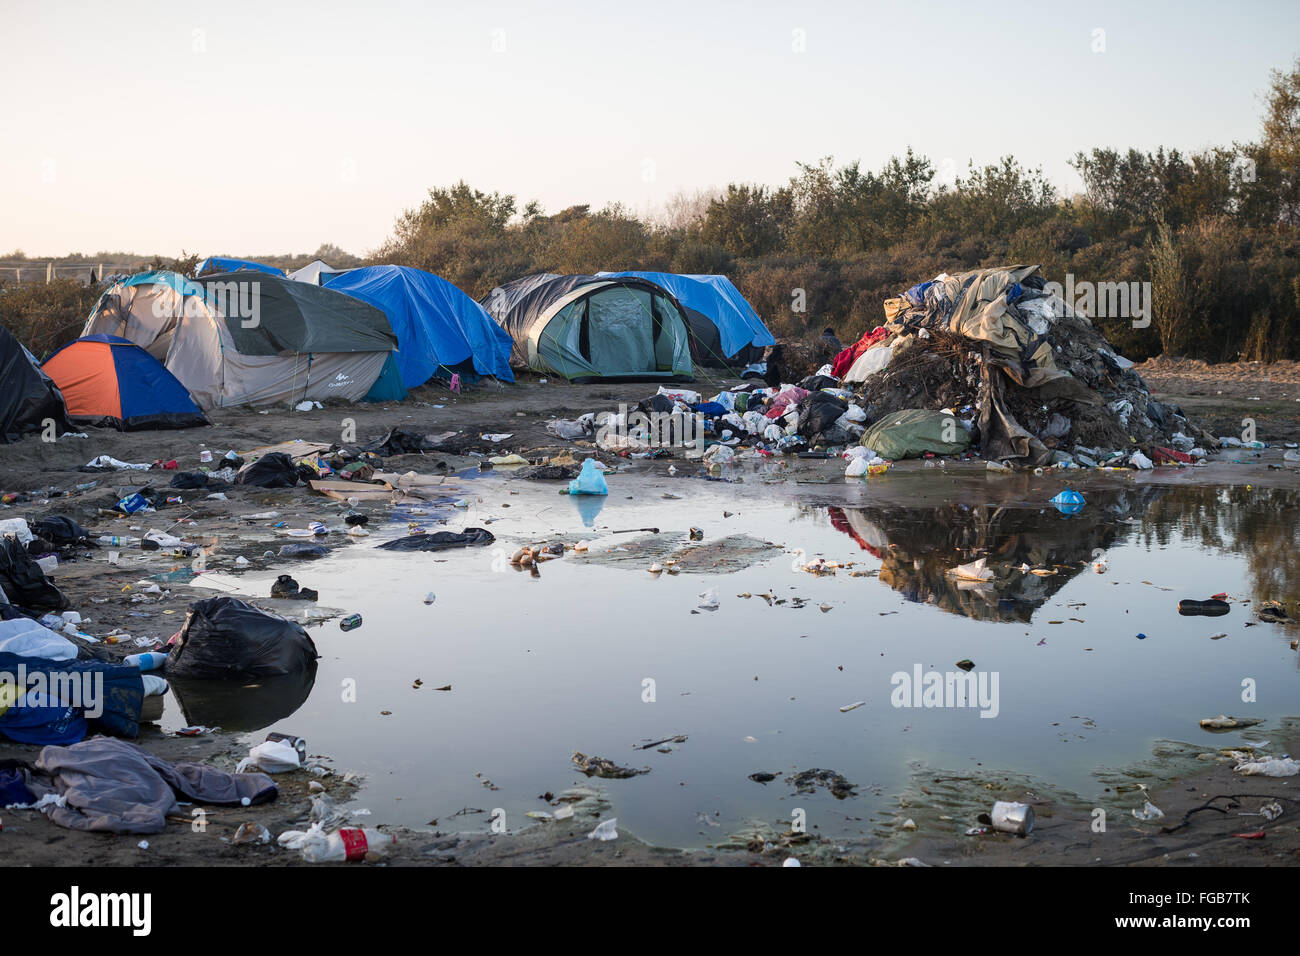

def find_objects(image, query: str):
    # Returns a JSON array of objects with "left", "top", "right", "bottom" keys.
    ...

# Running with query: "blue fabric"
[
  {"left": 363, "top": 352, "right": 409, "bottom": 402},
  {"left": 324, "top": 266, "right": 514, "bottom": 387},
  {"left": 195, "top": 257, "right": 285, "bottom": 278},
  {"left": 0, "top": 768, "right": 36, "bottom": 805},
  {"left": 0, "top": 692, "right": 86, "bottom": 745},
  {"left": 598, "top": 272, "right": 775, "bottom": 357},
  {"left": 694, "top": 401, "right": 728, "bottom": 417},
  {"left": 904, "top": 281, "right": 935, "bottom": 306},
  {"left": 0, "top": 652, "right": 144, "bottom": 743}
]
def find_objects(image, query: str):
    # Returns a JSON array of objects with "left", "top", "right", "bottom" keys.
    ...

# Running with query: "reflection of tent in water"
[
  {"left": 168, "top": 664, "right": 317, "bottom": 733},
  {"left": 827, "top": 490, "right": 1164, "bottom": 622}
]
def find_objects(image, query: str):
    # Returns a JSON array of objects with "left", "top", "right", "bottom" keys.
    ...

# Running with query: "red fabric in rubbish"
[
  {"left": 765, "top": 386, "right": 809, "bottom": 419},
  {"left": 831, "top": 326, "right": 890, "bottom": 379},
  {"left": 1152, "top": 446, "right": 1193, "bottom": 464}
]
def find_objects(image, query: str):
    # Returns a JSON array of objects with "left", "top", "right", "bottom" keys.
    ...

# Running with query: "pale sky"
[{"left": 2, "top": 0, "right": 1296, "bottom": 257}]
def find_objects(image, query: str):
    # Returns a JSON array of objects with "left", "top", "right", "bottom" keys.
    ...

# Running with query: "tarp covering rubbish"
[{"left": 166, "top": 597, "right": 320, "bottom": 680}]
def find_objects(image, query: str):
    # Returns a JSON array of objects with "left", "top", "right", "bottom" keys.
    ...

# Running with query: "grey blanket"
[{"left": 34, "top": 736, "right": 277, "bottom": 833}]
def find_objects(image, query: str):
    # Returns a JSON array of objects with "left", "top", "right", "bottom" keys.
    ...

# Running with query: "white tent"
[{"left": 288, "top": 258, "right": 344, "bottom": 286}]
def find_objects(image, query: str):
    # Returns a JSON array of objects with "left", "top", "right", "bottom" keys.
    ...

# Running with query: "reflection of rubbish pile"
[
  {"left": 827, "top": 486, "right": 1165, "bottom": 621},
  {"left": 834, "top": 265, "right": 1213, "bottom": 466}
]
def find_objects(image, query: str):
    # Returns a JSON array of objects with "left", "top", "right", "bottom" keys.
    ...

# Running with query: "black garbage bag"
[
  {"left": 797, "top": 374, "right": 840, "bottom": 392},
  {"left": 362, "top": 427, "right": 430, "bottom": 457},
  {"left": 0, "top": 537, "right": 68, "bottom": 611},
  {"left": 636, "top": 394, "right": 676, "bottom": 416},
  {"left": 796, "top": 393, "right": 849, "bottom": 438},
  {"left": 170, "top": 471, "right": 225, "bottom": 490},
  {"left": 167, "top": 596, "right": 319, "bottom": 680},
  {"left": 236, "top": 453, "right": 299, "bottom": 488},
  {"left": 278, "top": 543, "right": 328, "bottom": 559},
  {"left": 376, "top": 528, "right": 495, "bottom": 551},
  {"left": 31, "top": 515, "right": 92, "bottom": 547}
]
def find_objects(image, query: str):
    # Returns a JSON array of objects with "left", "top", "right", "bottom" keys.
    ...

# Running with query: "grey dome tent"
[
  {"left": 481, "top": 274, "right": 693, "bottom": 382},
  {"left": 82, "top": 271, "right": 397, "bottom": 409},
  {"left": 597, "top": 271, "right": 775, "bottom": 367}
]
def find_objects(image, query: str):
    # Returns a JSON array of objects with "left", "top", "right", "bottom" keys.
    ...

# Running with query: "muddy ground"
[{"left": 1, "top": 369, "right": 1297, "bottom": 866}]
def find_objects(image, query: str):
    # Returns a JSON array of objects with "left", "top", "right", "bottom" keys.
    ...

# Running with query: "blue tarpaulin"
[
  {"left": 194, "top": 257, "right": 286, "bottom": 278},
  {"left": 598, "top": 272, "right": 775, "bottom": 358},
  {"left": 324, "top": 266, "right": 514, "bottom": 387}
]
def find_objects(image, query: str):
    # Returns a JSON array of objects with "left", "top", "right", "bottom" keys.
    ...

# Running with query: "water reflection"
[
  {"left": 169, "top": 663, "right": 318, "bottom": 733},
  {"left": 1137, "top": 486, "right": 1300, "bottom": 609},
  {"left": 823, "top": 488, "right": 1160, "bottom": 622},
  {"left": 822, "top": 484, "right": 1300, "bottom": 624}
]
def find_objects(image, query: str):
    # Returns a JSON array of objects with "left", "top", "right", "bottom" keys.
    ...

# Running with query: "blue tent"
[
  {"left": 323, "top": 266, "right": 514, "bottom": 387},
  {"left": 195, "top": 257, "right": 285, "bottom": 278},
  {"left": 598, "top": 272, "right": 774, "bottom": 362},
  {"left": 43, "top": 335, "right": 208, "bottom": 431}
]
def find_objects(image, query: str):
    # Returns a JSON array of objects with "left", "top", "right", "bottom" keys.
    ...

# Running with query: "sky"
[{"left": 1, "top": 0, "right": 1297, "bottom": 257}]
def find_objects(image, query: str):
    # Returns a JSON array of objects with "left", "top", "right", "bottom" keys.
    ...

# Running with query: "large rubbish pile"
[
  {"left": 833, "top": 264, "right": 1214, "bottom": 467},
  {"left": 541, "top": 265, "right": 1212, "bottom": 473}
]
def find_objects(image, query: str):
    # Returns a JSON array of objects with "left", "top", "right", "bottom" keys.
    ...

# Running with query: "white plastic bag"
[{"left": 237, "top": 739, "right": 302, "bottom": 774}]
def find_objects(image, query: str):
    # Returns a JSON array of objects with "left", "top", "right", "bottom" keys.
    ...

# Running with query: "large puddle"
[{"left": 163, "top": 469, "right": 1300, "bottom": 848}]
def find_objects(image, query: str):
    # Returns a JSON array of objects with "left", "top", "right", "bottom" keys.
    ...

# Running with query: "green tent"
[{"left": 482, "top": 274, "right": 693, "bottom": 382}]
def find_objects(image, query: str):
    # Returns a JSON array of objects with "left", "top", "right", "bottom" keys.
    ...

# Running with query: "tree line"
[
  {"left": 3, "top": 61, "right": 1297, "bottom": 364},
  {"left": 373, "top": 60, "right": 1300, "bottom": 363}
]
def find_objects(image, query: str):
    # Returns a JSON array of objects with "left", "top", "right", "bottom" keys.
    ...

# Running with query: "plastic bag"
[
  {"left": 0, "top": 618, "right": 78, "bottom": 661},
  {"left": 236, "top": 739, "right": 302, "bottom": 774},
  {"left": 568, "top": 458, "right": 608, "bottom": 496},
  {"left": 587, "top": 818, "right": 619, "bottom": 841}
]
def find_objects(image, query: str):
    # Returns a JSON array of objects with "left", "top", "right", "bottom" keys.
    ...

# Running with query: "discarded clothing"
[
  {"left": 34, "top": 736, "right": 277, "bottom": 834},
  {"left": 30, "top": 515, "right": 92, "bottom": 547},
  {"left": 376, "top": 528, "right": 496, "bottom": 552},
  {"left": 0, "top": 651, "right": 144, "bottom": 743}
]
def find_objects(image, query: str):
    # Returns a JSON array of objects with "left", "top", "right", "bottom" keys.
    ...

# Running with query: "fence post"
[{"left": 46, "top": 262, "right": 53, "bottom": 284}]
